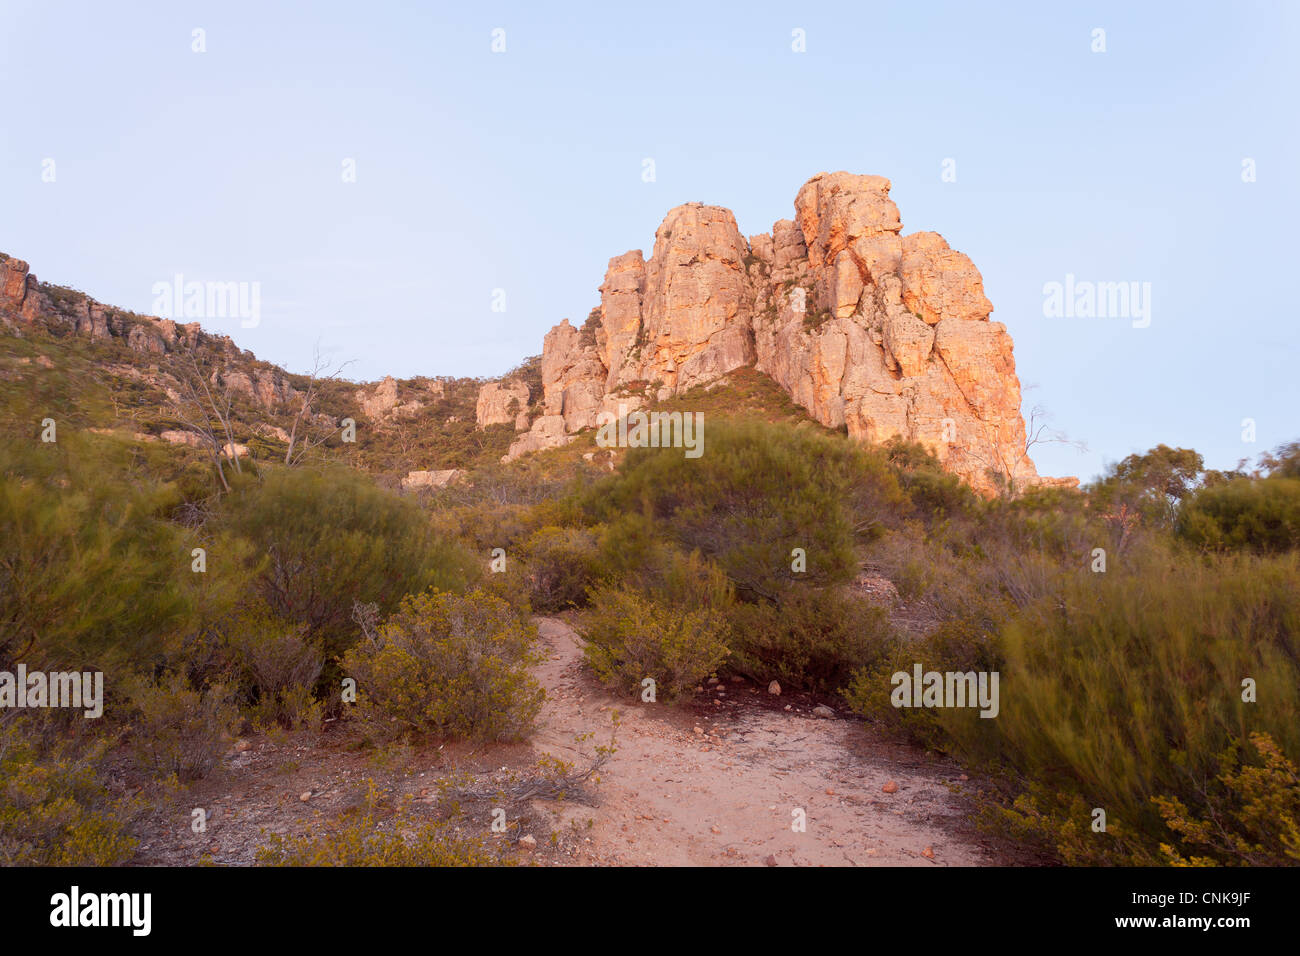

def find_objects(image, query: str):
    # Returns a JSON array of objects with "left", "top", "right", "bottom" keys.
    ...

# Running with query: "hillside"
[{"left": 0, "top": 251, "right": 532, "bottom": 486}]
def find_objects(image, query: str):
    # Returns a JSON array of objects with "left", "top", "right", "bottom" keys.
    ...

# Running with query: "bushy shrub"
[
  {"left": 220, "top": 466, "right": 476, "bottom": 660},
  {"left": 729, "top": 588, "right": 893, "bottom": 694},
  {"left": 1154, "top": 732, "right": 1300, "bottom": 866},
  {"left": 863, "top": 524, "right": 1014, "bottom": 639},
  {"left": 588, "top": 420, "right": 904, "bottom": 599},
  {"left": 593, "top": 513, "right": 665, "bottom": 585},
  {"left": 428, "top": 500, "right": 533, "bottom": 556},
  {"left": 1178, "top": 476, "right": 1300, "bottom": 553},
  {"left": 581, "top": 585, "right": 730, "bottom": 700},
  {"left": 846, "top": 618, "right": 1002, "bottom": 752},
  {"left": 227, "top": 613, "right": 324, "bottom": 732},
  {"left": 0, "top": 718, "right": 138, "bottom": 866},
  {"left": 882, "top": 438, "right": 977, "bottom": 519},
  {"left": 341, "top": 589, "right": 544, "bottom": 742},
  {"left": 981, "top": 550, "right": 1300, "bottom": 863},
  {"left": 0, "top": 434, "right": 195, "bottom": 673},
  {"left": 650, "top": 546, "right": 737, "bottom": 610},
  {"left": 595, "top": 518, "right": 735, "bottom": 608},
  {"left": 520, "top": 525, "right": 601, "bottom": 611},
  {"left": 125, "top": 673, "right": 241, "bottom": 782}
]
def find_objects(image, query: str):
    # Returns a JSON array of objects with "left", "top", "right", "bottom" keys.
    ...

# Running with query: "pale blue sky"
[{"left": 2, "top": 0, "right": 1296, "bottom": 481}]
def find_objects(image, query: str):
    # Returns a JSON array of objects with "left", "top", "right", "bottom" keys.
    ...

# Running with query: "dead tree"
[
  {"left": 959, "top": 404, "right": 1085, "bottom": 497},
  {"left": 284, "top": 347, "right": 352, "bottom": 466},
  {"left": 170, "top": 347, "right": 244, "bottom": 493}
]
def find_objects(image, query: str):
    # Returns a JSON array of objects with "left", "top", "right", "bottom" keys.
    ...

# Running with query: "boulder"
[{"left": 400, "top": 469, "right": 465, "bottom": 490}]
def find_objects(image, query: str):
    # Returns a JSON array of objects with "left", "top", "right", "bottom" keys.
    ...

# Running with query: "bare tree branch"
[
  {"left": 285, "top": 345, "right": 353, "bottom": 467},
  {"left": 169, "top": 347, "right": 244, "bottom": 493}
]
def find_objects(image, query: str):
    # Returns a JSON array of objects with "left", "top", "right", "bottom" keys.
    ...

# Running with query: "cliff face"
[{"left": 495, "top": 172, "right": 1067, "bottom": 493}]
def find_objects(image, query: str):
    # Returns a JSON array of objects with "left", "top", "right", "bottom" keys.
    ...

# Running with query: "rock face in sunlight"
[
  {"left": 497, "top": 172, "right": 1068, "bottom": 493},
  {"left": 475, "top": 379, "right": 531, "bottom": 431}
]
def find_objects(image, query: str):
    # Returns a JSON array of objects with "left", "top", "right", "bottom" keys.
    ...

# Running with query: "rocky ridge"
[
  {"left": 0, "top": 252, "right": 460, "bottom": 433},
  {"left": 0, "top": 251, "right": 301, "bottom": 412},
  {"left": 488, "top": 172, "right": 1073, "bottom": 493}
]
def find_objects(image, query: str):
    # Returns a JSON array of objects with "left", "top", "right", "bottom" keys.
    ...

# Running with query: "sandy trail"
[
  {"left": 130, "top": 616, "right": 1007, "bottom": 866},
  {"left": 529, "top": 617, "right": 1001, "bottom": 867}
]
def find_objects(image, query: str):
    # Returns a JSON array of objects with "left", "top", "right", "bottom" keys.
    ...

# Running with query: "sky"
[{"left": 2, "top": 0, "right": 1296, "bottom": 482}]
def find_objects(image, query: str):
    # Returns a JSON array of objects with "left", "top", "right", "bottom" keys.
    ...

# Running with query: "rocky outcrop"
[
  {"left": 224, "top": 368, "right": 297, "bottom": 408},
  {"left": 502, "top": 414, "right": 572, "bottom": 462},
  {"left": 538, "top": 319, "right": 608, "bottom": 432},
  {"left": 400, "top": 468, "right": 465, "bottom": 490},
  {"left": 356, "top": 376, "right": 400, "bottom": 419},
  {"left": 504, "top": 172, "right": 1070, "bottom": 493},
  {"left": 354, "top": 376, "right": 431, "bottom": 421},
  {"left": 475, "top": 379, "right": 531, "bottom": 430}
]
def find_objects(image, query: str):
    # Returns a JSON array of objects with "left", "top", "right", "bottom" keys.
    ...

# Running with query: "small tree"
[{"left": 1091, "top": 444, "right": 1205, "bottom": 530}]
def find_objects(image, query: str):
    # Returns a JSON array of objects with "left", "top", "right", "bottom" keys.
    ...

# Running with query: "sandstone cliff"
[{"left": 491, "top": 172, "right": 1068, "bottom": 493}]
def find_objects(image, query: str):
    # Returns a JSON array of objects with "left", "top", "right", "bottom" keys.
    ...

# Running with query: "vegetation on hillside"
[{"left": 2, "top": 319, "right": 1298, "bottom": 867}]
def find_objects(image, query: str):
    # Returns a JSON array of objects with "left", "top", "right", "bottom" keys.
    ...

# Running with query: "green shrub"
[
  {"left": 846, "top": 618, "right": 1002, "bottom": 752},
  {"left": 587, "top": 419, "right": 904, "bottom": 599},
  {"left": 520, "top": 525, "right": 601, "bottom": 611},
  {"left": 0, "top": 434, "right": 196, "bottom": 672},
  {"left": 983, "top": 550, "right": 1300, "bottom": 863},
  {"left": 882, "top": 438, "right": 977, "bottom": 520},
  {"left": 595, "top": 519, "right": 735, "bottom": 609},
  {"left": 0, "top": 718, "right": 138, "bottom": 866},
  {"left": 429, "top": 500, "right": 533, "bottom": 555},
  {"left": 865, "top": 494, "right": 1093, "bottom": 638},
  {"left": 650, "top": 546, "right": 737, "bottom": 610},
  {"left": 1178, "top": 476, "right": 1300, "bottom": 553},
  {"left": 125, "top": 673, "right": 241, "bottom": 782},
  {"left": 729, "top": 587, "right": 892, "bottom": 694},
  {"left": 594, "top": 513, "right": 665, "bottom": 585},
  {"left": 341, "top": 589, "right": 544, "bottom": 742},
  {"left": 227, "top": 613, "right": 324, "bottom": 732},
  {"left": 220, "top": 466, "right": 476, "bottom": 660},
  {"left": 581, "top": 585, "right": 730, "bottom": 700}
]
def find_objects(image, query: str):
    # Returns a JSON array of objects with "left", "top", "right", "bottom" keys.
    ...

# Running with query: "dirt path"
[
  {"left": 529, "top": 617, "right": 1003, "bottom": 866},
  {"left": 131, "top": 616, "right": 1010, "bottom": 866}
]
